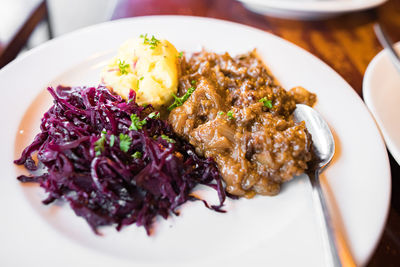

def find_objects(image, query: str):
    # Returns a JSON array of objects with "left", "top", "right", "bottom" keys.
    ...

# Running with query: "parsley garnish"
[
  {"left": 119, "top": 133, "right": 132, "bottom": 152},
  {"left": 259, "top": 97, "right": 273, "bottom": 109},
  {"left": 136, "top": 76, "right": 144, "bottom": 89},
  {"left": 148, "top": 111, "right": 160, "bottom": 119},
  {"left": 191, "top": 80, "right": 196, "bottom": 85},
  {"left": 140, "top": 34, "right": 160, "bottom": 49},
  {"left": 227, "top": 110, "right": 234, "bottom": 120},
  {"left": 94, "top": 131, "right": 107, "bottom": 156},
  {"left": 109, "top": 134, "right": 115, "bottom": 147},
  {"left": 118, "top": 60, "right": 130, "bottom": 75},
  {"left": 178, "top": 51, "right": 183, "bottom": 58},
  {"left": 168, "top": 87, "right": 196, "bottom": 111},
  {"left": 129, "top": 114, "right": 147, "bottom": 131},
  {"left": 132, "top": 151, "right": 142, "bottom": 159},
  {"left": 217, "top": 111, "right": 224, "bottom": 116},
  {"left": 161, "top": 134, "right": 176, "bottom": 143}
]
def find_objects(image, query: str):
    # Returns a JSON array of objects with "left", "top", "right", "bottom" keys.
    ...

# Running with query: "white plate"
[
  {"left": 363, "top": 42, "right": 400, "bottom": 165},
  {"left": 0, "top": 16, "right": 390, "bottom": 267},
  {"left": 237, "top": 0, "right": 388, "bottom": 20}
]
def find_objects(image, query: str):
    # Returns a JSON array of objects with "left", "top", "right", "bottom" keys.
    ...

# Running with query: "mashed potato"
[{"left": 101, "top": 35, "right": 180, "bottom": 108}]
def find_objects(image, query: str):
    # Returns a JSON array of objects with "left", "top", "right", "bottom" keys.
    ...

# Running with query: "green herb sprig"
[
  {"left": 94, "top": 130, "right": 107, "bottom": 156},
  {"left": 148, "top": 111, "right": 160, "bottom": 119},
  {"left": 118, "top": 60, "right": 130, "bottom": 75},
  {"left": 129, "top": 114, "right": 147, "bottom": 131},
  {"left": 136, "top": 76, "right": 144, "bottom": 89},
  {"left": 227, "top": 110, "right": 234, "bottom": 120},
  {"left": 132, "top": 151, "right": 142, "bottom": 159},
  {"left": 109, "top": 134, "right": 115, "bottom": 147},
  {"left": 119, "top": 133, "right": 132, "bottom": 152},
  {"left": 168, "top": 87, "right": 196, "bottom": 111},
  {"left": 161, "top": 134, "right": 176, "bottom": 143},
  {"left": 140, "top": 34, "right": 160, "bottom": 49},
  {"left": 259, "top": 97, "right": 273, "bottom": 109}
]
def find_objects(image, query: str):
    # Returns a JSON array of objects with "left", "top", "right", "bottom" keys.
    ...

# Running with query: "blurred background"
[
  {"left": 1, "top": 0, "right": 399, "bottom": 88},
  {"left": 0, "top": 0, "right": 399, "bottom": 266},
  {"left": 0, "top": 0, "right": 117, "bottom": 67}
]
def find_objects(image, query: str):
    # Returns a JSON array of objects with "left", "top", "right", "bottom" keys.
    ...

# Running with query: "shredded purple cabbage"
[{"left": 14, "top": 85, "right": 226, "bottom": 235}]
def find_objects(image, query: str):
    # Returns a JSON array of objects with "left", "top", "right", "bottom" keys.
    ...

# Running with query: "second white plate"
[
  {"left": 237, "top": 0, "right": 388, "bottom": 20},
  {"left": 363, "top": 42, "right": 400, "bottom": 165}
]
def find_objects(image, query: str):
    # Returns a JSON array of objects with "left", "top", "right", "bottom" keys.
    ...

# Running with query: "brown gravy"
[{"left": 169, "top": 50, "right": 316, "bottom": 197}]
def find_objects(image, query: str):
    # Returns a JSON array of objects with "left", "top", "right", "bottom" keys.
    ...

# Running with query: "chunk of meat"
[
  {"left": 169, "top": 50, "right": 314, "bottom": 197},
  {"left": 289, "top": 86, "right": 317, "bottom": 106}
]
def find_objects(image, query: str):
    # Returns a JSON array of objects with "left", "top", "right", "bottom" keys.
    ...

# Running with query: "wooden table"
[{"left": 112, "top": 0, "right": 400, "bottom": 265}]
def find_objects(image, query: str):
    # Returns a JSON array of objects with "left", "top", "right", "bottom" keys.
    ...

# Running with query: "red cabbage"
[{"left": 14, "top": 85, "right": 226, "bottom": 235}]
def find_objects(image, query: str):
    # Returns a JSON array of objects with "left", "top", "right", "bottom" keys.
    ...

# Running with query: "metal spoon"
[
  {"left": 374, "top": 23, "right": 400, "bottom": 74},
  {"left": 293, "top": 104, "right": 341, "bottom": 267}
]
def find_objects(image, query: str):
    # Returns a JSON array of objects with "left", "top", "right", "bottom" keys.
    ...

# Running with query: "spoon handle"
[{"left": 309, "top": 169, "right": 342, "bottom": 267}]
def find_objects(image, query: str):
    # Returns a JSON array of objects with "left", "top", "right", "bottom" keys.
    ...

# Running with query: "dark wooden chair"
[{"left": 0, "top": 0, "right": 52, "bottom": 68}]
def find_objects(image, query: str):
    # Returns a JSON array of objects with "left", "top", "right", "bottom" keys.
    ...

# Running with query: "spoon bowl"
[
  {"left": 294, "top": 104, "right": 335, "bottom": 169},
  {"left": 294, "top": 104, "right": 341, "bottom": 267}
]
